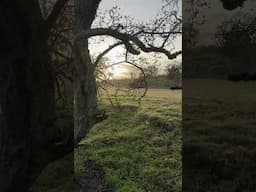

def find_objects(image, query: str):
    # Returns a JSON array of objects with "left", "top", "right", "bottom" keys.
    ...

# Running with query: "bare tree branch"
[
  {"left": 76, "top": 28, "right": 182, "bottom": 59},
  {"left": 94, "top": 42, "right": 123, "bottom": 66},
  {"left": 125, "top": 60, "right": 148, "bottom": 98}
]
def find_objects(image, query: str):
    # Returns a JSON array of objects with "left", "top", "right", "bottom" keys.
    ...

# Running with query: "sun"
[
  {"left": 111, "top": 65, "right": 127, "bottom": 74},
  {"left": 107, "top": 65, "right": 129, "bottom": 79}
]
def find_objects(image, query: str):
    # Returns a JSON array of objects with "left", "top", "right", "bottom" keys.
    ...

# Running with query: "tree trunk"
[
  {"left": 74, "top": 0, "right": 101, "bottom": 144},
  {"left": 74, "top": 40, "right": 98, "bottom": 144},
  {"left": 0, "top": 1, "right": 57, "bottom": 191}
]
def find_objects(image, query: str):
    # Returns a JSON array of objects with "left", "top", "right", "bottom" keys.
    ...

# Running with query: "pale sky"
[
  {"left": 99, "top": 0, "right": 166, "bottom": 21},
  {"left": 193, "top": 0, "right": 256, "bottom": 45},
  {"left": 89, "top": 0, "right": 182, "bottom": 78}
]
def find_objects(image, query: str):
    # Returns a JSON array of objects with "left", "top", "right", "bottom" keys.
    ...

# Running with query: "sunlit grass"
[{"left": 75, "top": 89, "right": 182, "bottom": 192}]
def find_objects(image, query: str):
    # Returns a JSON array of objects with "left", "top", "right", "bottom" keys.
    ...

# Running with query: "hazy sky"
[
  {"left": 99, "top": 0, "right": 163, "bottom": 20},
  {"left": 89, "top": 0, "right": 182, "bottom": 78},
  {"left": 195, "top": 0, "right": 256, "bottom": 45},
  {"left": 94, "top": 0, "right": 182, "bottom": 51}
]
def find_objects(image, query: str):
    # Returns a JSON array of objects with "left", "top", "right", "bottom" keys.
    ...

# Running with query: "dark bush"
[
  {"left": 227, "top": 72, "right": 256, "bottom": 82},
  {"left": 170, "top": 86, "right": 182, "bottom": 90}
]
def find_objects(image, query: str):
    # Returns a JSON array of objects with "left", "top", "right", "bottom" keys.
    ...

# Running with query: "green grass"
[
  {"left": 30, "top": 154, "right": 73, "bottom": 192},
  {"left": 183, "top": 79, "right": 256, "bottom": 192},
  {"left": 75, "top": 89, "right": 182, "bottom": 192}
]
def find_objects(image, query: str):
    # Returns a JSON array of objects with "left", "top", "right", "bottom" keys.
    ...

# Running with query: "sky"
[
  {"left": 99, "top": 0, "right": 166, "bottom": 21},
  {"left": 89, "top": 0, "right": 256, "bottom": 79},
  {"left": 89, "top": 0, "right": 182, "bottom": 79},
  {"left": 193, "top": 0, "right": 256, "bottom": 45}
]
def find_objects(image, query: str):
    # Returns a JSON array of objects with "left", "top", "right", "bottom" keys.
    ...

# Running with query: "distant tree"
[
  {"left": 145, "top": 65, "right": 159, "bottom": 77},
  {"left": 167, "top": 64, "right": 182, "bottom": 86},
  {"left": 215, "top": 12, "right": 256, "bottom": 72}
]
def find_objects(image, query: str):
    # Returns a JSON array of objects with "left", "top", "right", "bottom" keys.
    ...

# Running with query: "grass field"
[
  {"left": 75, "top": 88, "right": 182, "bottom": 192},
  {"left": 30, "top": 78, "right": 256, "bottom": 191},
  {"left": 183, "top": 79, "right": 256, "bottom": 192}
]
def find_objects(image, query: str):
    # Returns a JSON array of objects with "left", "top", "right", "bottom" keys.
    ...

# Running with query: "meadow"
[
  {"left": 30, "top": 78, "right": 256, "bottom": 192},
  {"left": 75, "top": 88, "right": 182, "bottom": 192},
  {"left": 183, "top": 79, "right": 256, "bottom": 192},
  {"left": 30, "top": 87, "right": 182, "bottom": 192}
]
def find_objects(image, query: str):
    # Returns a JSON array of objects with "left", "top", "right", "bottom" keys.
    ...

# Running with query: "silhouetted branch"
[
  {"left": 94, "top": 42, "right": 123, "bottom": 66},
  {"left": 76, "top": 28, "right": 182, "bottom": 59}
]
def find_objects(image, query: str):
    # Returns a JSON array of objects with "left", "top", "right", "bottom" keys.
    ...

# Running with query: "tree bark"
[
  {"left": 74, "top": 40, "right": 98, "bottom": 144},
  {"left": 74, "top": 0, "right": 101, "bottom": 144},
  {"left": 0, "top": 1, "right": 58, "bottom": 191}
]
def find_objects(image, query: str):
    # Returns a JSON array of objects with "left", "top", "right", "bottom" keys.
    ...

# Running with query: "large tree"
[
  {"left": 0, "top": 0, "right": 69, "bottom": 191},
  {"left": 73, "top": 0, "right": 182, "bottom": 144}
]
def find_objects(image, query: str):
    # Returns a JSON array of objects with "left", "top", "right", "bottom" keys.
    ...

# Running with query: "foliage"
[
  {"left": 216, "top": 12, "right": 256, "bottom": 67},
  {"left": 144, "top": 65, "right": 159, "bottom": 78},
  {"left": 167, "top": 63, "right": 182, "bottom": 86}
]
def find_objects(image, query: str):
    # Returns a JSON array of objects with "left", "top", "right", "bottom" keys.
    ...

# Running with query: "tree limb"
[
  {"left": 75, "top": 28, "right": 182, "bottom": 59},
  {"left": 94, "top": 42, "right": 123, "bottom": 66}
]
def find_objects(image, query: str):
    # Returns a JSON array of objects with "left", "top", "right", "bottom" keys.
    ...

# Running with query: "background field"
[{"left": 183, "top": 79, "right": 256, "bottom": 192}]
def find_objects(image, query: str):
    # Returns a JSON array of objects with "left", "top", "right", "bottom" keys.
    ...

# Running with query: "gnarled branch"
[{"left": 75, "top": 28, "right": 182, "bottom": 60}]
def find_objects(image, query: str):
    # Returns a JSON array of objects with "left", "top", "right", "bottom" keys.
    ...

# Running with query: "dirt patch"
[{"left": 74, "top": 160, "right": 106, "bottom": 192}]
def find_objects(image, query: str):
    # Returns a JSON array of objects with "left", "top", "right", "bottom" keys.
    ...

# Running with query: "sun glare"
[{"left": 107, "top": 65, "right": 129, "bottom": 79}]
